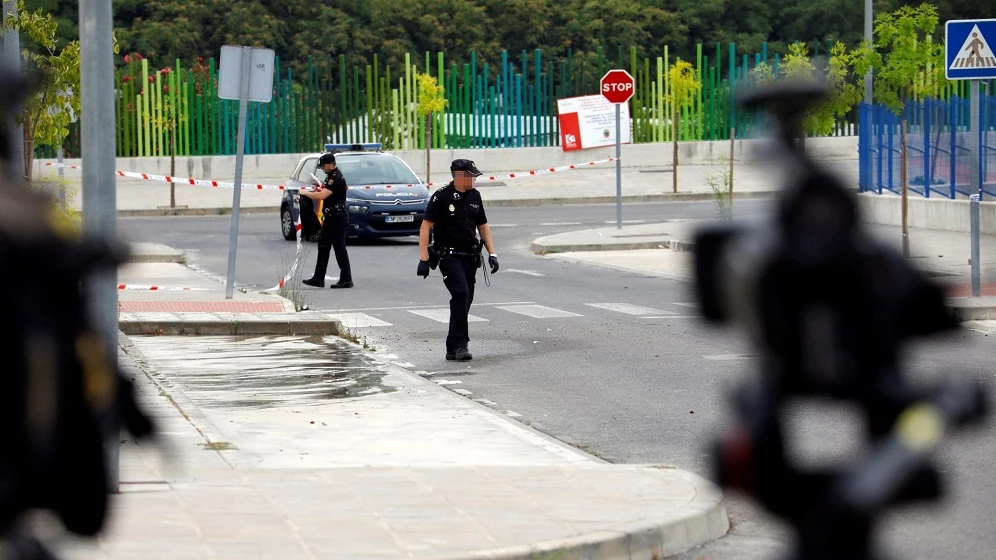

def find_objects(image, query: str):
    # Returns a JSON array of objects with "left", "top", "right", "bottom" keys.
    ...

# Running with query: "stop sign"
[{"left": 600, "top": 69, "right": 635, "bottom": 104}]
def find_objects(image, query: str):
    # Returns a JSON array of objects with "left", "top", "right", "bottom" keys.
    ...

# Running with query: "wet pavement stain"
[{"left": 129, "top": 335, "right": 396, "bottom": 408}]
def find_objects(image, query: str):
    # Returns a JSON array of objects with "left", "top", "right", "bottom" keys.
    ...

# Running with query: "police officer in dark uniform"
[
  {"left": 302, "top": 152, "right": 353, "bottom": 288},
  {"left": 417, "top": 159, "right": 499, "bottom": 361}
]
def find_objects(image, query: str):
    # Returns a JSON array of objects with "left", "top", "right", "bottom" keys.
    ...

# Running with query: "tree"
[
  {"left": 416, "top": 72, "right": 446, "bottom": 185},
  {"left": 779, "top": 42, "right": 862, "bottom": 151},
  {"left": 666, "top": 59, "right": 701, "bottom": 193},
  {"left": 3, "top": 0, "right": 82, "bottom": 180},
  {"left": 852, "top": 2, "right": 946, "bottom": 258},
  {"left": 150, "top": 67, "right": 187, "bottom": 208}
]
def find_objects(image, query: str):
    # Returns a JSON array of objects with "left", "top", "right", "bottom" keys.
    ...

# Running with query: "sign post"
[
  {"left": 600, "top": 69, "right": 635, "bottom": 229},
  {"left": 218, "top": 45, "right": 274, "bottom": 299},
  {"left": 945, "top": 19, "right": 996, "bottom": 297}
]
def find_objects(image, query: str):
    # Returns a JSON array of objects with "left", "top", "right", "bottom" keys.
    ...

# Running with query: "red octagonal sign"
[{"left": 600, "top": 69, "right": 635, "bottom": 104}]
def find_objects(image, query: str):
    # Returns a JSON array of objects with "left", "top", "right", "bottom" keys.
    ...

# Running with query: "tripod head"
[{"left": 693, "top": 80, "right": 988, "bottom": 559}]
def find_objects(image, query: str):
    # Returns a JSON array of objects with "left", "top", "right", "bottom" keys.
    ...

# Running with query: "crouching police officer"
[
  {"left": 417, "top": 159, "right": 499, "bottom": 361},
  {"left": 302, "top": 152, "right": 353, "bottom": 289}
]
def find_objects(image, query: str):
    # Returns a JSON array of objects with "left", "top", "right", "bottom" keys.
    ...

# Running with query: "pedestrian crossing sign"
[{"left": 946, "top": 19, "right": 996, "bottom": 80}]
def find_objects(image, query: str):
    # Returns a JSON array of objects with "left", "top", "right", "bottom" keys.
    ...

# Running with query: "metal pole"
[
  {"left": 225, "top": 47, "right": 251, "bottom": 299},
  {"left": 615, "top": 102, "right": 621, "bottom": 229},
  {"left": 864, "top": 0, "right": 873, "bottom": 104},
  {"left": 3, "top": 0, "right": 25, "bottom": 180},
  {"left": 57, "top": 145, "right": 65, "bottom": 208},
  {"left": 971, "top": 194, "right": 981, "bottom": 298},
  {"left": 79, "top": 0, "right": 119, "bottom": 493},
  {"left": 970, "top": 80, "right": 980, "bottom": 199},
  {"left": 970, "top": 80, "right": 981, "bottom": 298}
]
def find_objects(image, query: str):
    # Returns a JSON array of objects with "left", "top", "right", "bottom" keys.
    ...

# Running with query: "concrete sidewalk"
[
  {"left": 118, "top": 243, "right": 340, "bottom": 335},
  {"left": 532, "top": 218, "right": 996, "bottom": 320},
  {"left": 90, "top": 244, "right": 731, "bottom": 559}
]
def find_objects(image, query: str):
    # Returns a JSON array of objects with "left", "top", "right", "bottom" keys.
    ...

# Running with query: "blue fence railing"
[{"left": 858, "top": 95, "right": 996, "bottom": 199}]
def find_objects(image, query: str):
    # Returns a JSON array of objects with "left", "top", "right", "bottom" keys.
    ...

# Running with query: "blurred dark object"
[
  {"left": 694, "top": 80, "right": 988, "bottom": 560},
  {"left": 0, "top": 69, "right": 156, "bottom": 559}
]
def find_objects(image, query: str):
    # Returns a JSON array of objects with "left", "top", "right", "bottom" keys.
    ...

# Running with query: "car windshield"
[{"left": 312, "top": 154, "right": 421, "bottom": 186}]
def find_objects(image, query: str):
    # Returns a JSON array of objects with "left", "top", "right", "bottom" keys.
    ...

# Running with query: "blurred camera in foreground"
[{"left": 693, "top": 80, "right": 988, "bottom": 560}]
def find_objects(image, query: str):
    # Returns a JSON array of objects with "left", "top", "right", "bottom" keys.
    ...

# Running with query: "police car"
[{"left": 280, "top": 143, "right": 429, "bottom": 241}]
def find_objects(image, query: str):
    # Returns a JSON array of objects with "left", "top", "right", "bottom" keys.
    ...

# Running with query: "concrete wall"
[
  {"left": 32, "top": 136, "right": 859, "bottom": 180},
  {"left": 858, "top": 193, "right": 996, "bottom": 235}
]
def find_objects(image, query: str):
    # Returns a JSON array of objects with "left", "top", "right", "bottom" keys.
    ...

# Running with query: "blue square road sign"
[{"left": 946, "top": 19, "right": 996, "bottom": 80}]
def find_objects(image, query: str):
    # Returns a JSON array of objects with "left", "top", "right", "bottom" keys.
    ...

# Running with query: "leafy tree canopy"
[{"left": 20, "top": 0, "right": 989, "bottom": 87}]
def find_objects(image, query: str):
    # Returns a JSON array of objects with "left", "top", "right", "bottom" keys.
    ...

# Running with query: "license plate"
[{"left": 385, "top": 215, "right": 415, "bottom": 223}]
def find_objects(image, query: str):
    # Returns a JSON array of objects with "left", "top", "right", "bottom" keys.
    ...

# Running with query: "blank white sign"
[{"left": 218, "top": 45, "right": 275, "bottom": 103}]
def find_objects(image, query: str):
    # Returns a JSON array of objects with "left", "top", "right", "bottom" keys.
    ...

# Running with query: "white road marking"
[
  {"left": 540, "top": 221, "right": 583, "bottom": 226},
  {"left": 435, "top": 379, "right": 462, "bottom": 386},
  {"left": 497, "top": 305, "right": 583, "bottom": 319},
  {"left": 603, "top": 219, "right": 647, "bottom": 224},
  {"left": 506, "top": 269, "right": 546, "bottom": 277},
  {"left": 673, "top": 302, "right": 697, "bottom": 308},
  {"left": 332, "top": 301, "right": 535, "bottom": 313},
  {"left": 453, "top": 389, "right": 474, "bottom": 396},
  {"left": 640, "top": 315, "right": 699, "bottom": 319},
  {"left": 585, "top": 303, "right": 672, "bottom": 316},
  {"left": 408, "top": 308, "right": 488, "bottom": 323},
  {"left": 502, "top": 410, "right": 523, "bottom": 418},
  {"left": 322, "top": 312, "right": 392, "bottom": 328}
]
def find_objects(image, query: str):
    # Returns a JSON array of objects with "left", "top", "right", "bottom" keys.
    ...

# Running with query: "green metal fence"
[{"left": 38, "top": 41, "right": 980, "bottom": 159}]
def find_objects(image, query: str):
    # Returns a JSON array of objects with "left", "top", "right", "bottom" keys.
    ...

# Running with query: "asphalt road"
[{"left": 119, "top": 200, "right": 995, "bottom": 560}]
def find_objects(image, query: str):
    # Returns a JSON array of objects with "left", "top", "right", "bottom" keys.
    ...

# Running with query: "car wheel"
[{"left": 280, "top": 206, "right": 295, "bottom": 240}]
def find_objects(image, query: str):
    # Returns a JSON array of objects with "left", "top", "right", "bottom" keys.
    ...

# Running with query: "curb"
[
  {"left": 447, "top": 468, "right": 729, "bottom": 560},
  {"left": 127, "top": 251, "right": 186, "bottom": 264},
  {"left": 118, "top": 318, "right": 342, "bottom": 336},
  {"left": 532, "top": 238, "right": 696, "bottom": 255},
  {"left": 483, "top": 190, "right": 777, "bottom": 208},
  {"left": 948, "top": 302, "right": 996, "bottom": 321},
  {"left": 117, "top": 206, "right": 280, "bottom": 218}
]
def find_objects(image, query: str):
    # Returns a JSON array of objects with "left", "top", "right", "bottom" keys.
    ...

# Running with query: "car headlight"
[{"left": 347, "top": 204, "right": 369, "bottom": 214}]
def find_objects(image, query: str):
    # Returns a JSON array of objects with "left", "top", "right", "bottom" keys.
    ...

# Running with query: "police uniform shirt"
[
  {"left": 322, "top": 168, "right": 348, "bottom": 205},
  {"left": 425, "top": 182, "right": 487, "bottom": 252}
]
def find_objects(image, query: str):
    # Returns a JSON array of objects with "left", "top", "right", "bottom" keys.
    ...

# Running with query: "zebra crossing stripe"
[
  {"left": 323, "top": 312, "right": 392, "bottom": 328},
  {"left": 408, "top": 308, "right": 488, "bottom": 323},
  {"left": 497, "top": 305, "right": 582, "bottom": 318},
  {"left": 584, "top": 303, "right": 672, "bottom": 315}
]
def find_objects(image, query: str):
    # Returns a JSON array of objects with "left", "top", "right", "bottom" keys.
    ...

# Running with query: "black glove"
[
  {"left": 417, "top": 259, "right": 431, "bottom": 278},
  {"left": 488, "top": 255, "right": 499, "bottom": 274},
  {"left": 428, "top": 248, "right": 440, "bottom": 270}
]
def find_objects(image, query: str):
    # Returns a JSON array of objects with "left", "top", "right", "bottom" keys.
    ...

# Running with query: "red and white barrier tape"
[
  {"left": 51, "top": 157, "right": 619, "bottom": 293},
  {"left": 117, "top": 284, "right": 208, "bottom": 291},
  {"left": 44, "top": 157, "right": 621, "bottom": 191},
  {"left": 263, "top": 192, "right": 307, "bottom": 293}
]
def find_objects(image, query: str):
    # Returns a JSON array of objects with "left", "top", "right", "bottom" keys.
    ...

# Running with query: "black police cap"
[
  {"left": 450, "top": 159, "right": 482, "bottom": 177},
  {"left": 319, "top": 153, "right": 337, "bottom": 166}
]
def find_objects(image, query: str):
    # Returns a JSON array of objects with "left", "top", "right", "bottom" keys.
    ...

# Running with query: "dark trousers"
[
  {"left": 312, "top": 211, "right": 351, "bottom": 282},
  {"left": 439, "top": 255, "right": 477, "bottom": 352}
]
